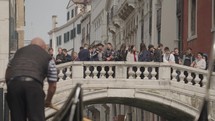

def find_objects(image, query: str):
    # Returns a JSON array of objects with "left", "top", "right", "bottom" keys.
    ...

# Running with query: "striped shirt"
[{"left": 47, "top": 59, "right": 58, "bottom": 82}]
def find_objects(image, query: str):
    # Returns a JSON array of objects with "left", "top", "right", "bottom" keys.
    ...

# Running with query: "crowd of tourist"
[{"left": 48, "top": 42, "right": 208, "bottom": 70}]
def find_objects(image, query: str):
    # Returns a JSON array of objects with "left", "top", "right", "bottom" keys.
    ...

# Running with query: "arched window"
[{"left": 188, "top": 0, "right": 197, "bottom": 38}]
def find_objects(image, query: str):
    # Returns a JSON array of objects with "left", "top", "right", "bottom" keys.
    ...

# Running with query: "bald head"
[{"left": 30, "top": 37, "right": 46, "bottom": 50}]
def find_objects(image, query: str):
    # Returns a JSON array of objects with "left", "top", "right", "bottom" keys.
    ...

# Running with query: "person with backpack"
[
  {"left": 147, "top": 44, "right": 155, "bottom": 62},
  {"left": 154, "top": 43, "right": 163, "bottom": 62},
  {"left": 115, "top": 43, "right": 128, "bottom": 61},
  {"left": 181, "top": 48, "right": 195, "bottom": 83},
  {"left": 181, "top": 48, "right": 195, "bottom": 66}
]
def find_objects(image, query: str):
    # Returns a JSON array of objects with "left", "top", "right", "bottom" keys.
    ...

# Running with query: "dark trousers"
[{"left": 6, "top": 79, "right": 45, "bottom": 121}]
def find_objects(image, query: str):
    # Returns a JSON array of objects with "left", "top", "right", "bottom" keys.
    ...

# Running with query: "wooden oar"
[
  {"left": 48, "top": 105, "right": 59, "bottom": 111},
  {"left": 83, "top": 117, "right": 92, "bottom": 121}
]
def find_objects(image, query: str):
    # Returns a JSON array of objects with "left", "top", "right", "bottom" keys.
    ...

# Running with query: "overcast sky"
[{"left": 25, "top": 0, "right": 68, "bottom": 43}]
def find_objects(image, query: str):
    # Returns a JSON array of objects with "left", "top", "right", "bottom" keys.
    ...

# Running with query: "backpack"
[
  {"left": 138, "top": 50, "right": 150, "bottom": 62},
  {"left": 115, "top": 50, "right": 127, "bottom": 61}
]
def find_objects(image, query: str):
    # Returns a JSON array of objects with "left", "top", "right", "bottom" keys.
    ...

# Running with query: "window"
[
  {"left": 70, "top": 28, "right": 76, "bottom": 39},
  {"left": 56, "top": 37, "right": 59, "bottom": 46},
  {"left": 56, "top": 36, "right": 62, "bottom": 46},
  {"left": 77, "top": 24, "right": 81, "bottom": 34},
  {"left": 82, "top": 27, "right": 85, "bottom": 39},
  {"left": 157, "top": 6, "right": 161, "bottom": 44},
  {"left": 70, "top": 30, "right": 73, "bottom": 39},
  {"left": 64, "top": 33, "right": 69, "bottom": 43},
  {"left": 71, "top": 9, "right": 74, "bottom": 18},
  {"left": 59, "top": 36, "right": 62, "bottom": 45},
  {"left": 188, "top": 0, "right": 197, "bottom": 37},
  {"left": 50, "top": 39, "right": 52, "bottom": 47},
  {"left": 149, "top": 0, "right": 152, "bottom": 36},
  {"left": 74, "top": 28, "right": 76, "bottom": 37},
  {"left": 67, "top": 11, "right": 70, "bottom": 21},
  {"left": 67, "top": 32, "right": 70, "bottom": 42},
  {"left": 177, "top": 0, "right": 183, "bottom": 15},
  {"left": 64, "top": 33, "right": 66, "bottom": 43},
  {"left": 75, "top": 6, "right": 78, "bottom": 16}
]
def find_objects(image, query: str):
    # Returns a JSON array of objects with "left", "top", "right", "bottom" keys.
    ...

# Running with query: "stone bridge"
[
  {"left": 44, "top": 61, "right": 215, "bottom": 121},
  {"left": 1, "top": 62, "right": 215, "bottom": 121}
]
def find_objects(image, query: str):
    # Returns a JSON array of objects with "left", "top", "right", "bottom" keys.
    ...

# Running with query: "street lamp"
[{"left": 72, "top": 0, "right": 91, "bottom": 6}]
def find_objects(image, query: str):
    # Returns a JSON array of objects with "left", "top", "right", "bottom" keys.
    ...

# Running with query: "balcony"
[
  {"left": 117, "top": 0, "right": 136, "bottom": 20},
  {"left": 110, "top": 5, "right": 122, "bottom": 27},
  {"left": 108, "top": 23, "right": 116, "bottom": 34}
]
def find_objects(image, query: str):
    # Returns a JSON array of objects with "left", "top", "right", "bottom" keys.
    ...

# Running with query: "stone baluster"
[
  {"left": 58, "top": 68, "right": 64, "bottom": 81},
  {"left": 108, "top": 66, "right": 114, "bottom": 79},
  {"left": 100, "top": 66, "right": 106, "bottom": 79},
  {"left": 151, "top": 67, "right": 157, "bottom": 80},
  {"left": 93, "top": 66, "right": 98, "bottom": 79},
  {"left": 202, "top": 75, "right": 207, "bottom": 87},
  {"left": 194, "top": 73, "right": 201, "bottom": 87},
  {"left": 179, "top": 70, "right": 185, "bottom": 83},
  {"left": 128, "top": 66, "right": 135, "bottom": 79},
  {"left": 85, "top": 66, "right": 91, "bottom": 79},
  {"left": 136, "top": 66, "right": 141, "bottom": 79},
  {"left": 65, "top": 66, "right": 71, "bottom": 80},
  {"left": 186, "top": 71, "right": 193, "bottom": 85},
  {"left": 171, "top": 68, "right": 177, "bottom": 81},
  {"left": 143, "top": 67, "right": 149, "bottom": 80}
]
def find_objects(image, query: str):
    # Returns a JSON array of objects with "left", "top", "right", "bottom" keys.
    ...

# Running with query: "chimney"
[{"left": 52, "top": 15, "right": 57, "bottom": 29}]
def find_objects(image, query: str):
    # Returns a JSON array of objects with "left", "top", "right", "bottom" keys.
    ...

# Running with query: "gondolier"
[{"left": 5, "top": 37, "right": 58, "bottom": 121}]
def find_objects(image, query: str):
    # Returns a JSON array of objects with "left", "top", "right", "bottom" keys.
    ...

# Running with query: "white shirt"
[
  {"left": 126, "top": 52, "right": 138, "bottom": 62},
  {"left": 163, "top": 54, "right": 175, "bottom": 63},
  {"left": 195, "top": 59, "right": 206, "bottom": 70}
]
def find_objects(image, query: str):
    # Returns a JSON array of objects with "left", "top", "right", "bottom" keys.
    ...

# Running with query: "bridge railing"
[
  {"left": 171, "top": 64, "right": 208, "bottom": 87},
  {"left": 56, "top": 61, "right": 213, "bottom": 88},
  {"left": 45, "top": 61, "right": 215, "bottom": 119},
  {"left": 57, "top": 62, "right": 161, "bottom": 80}
]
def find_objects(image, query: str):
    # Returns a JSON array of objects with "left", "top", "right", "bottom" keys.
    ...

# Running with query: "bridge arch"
[{"left": 83, "top": 89, "right": 197, "bottom": 121}]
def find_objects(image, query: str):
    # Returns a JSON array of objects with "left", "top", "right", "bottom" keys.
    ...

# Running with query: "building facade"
[
  {"left": 0, "top": 0, "right": 10, "bottom": 78},
  {"left": 90, "top": 0, "right": 109, "bottom": 45},
  {"left": 16, "top": 0, "right": 25, "bottom": 49},
  {"left": 81, "top": 10, "right": 91, "bottom": 45},
  {"left": 48, "top": 0, "right": 90, "bottom": 55},
  {"left": 105, "top": 0, "right": 179, "bottom": 51},
  {"left": 182, "top": 0, "right": 215, "bottom": 56},
  {"left": 0, "top": 0, "right": 25, "bottom": 78}
]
